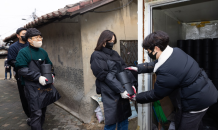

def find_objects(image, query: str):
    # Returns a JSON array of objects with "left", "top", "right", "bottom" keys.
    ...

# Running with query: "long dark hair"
[{"left": 95, "top": 30, "right": 117, "bottom": 51}]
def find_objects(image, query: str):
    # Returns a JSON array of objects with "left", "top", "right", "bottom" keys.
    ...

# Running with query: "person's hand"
[
  {"left": 125, "top": 66, "right": 138, "bottom": 72},
  {"left": 129, "top": 94, "right": 136, "bottom": 101},
  {"left": 52, "top": 74, "right": 55, "bottom": 83},
  {"left": 7, "top": 66, "right": 9, "bottom": 68},
  {"left": 129, "top": 86, "right": 137, "bottom": 101},
  {"left": 39, "top": 76, "right": 48, "bottom": 86},
  {"left": 120, "top": 91, "right": 130, "bottom": 99}
]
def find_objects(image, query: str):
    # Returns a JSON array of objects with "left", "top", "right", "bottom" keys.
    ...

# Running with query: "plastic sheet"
[
  {"left": 215, "top": 23, "right": 218, "bottom": 38},
  {"left": 199, "top": 24, "right": 217, "bottom": 39},
  {"left": 182, "top": 22, "right": 218, "bottom": 40},
  {"left": 168, "top": 122, "right": 175, "bottom": 130},
  {"left": 183, "top": 23, "right": 200, "bottom": 39},
  {"left": 95, "top": 106, "right": 104, "bottom": 123}
]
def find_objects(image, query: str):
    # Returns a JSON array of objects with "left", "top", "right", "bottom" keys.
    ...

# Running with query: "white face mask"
[{"left": 32, "top": 41, "right": 42, "bottom": 48}]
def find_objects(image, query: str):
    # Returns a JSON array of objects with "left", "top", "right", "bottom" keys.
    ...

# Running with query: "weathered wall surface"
[
  {"left": 80, "top": 0, "right": 138, "bottom": 95},
  {"left": 0, "top": 59, "right": 6, "bottom": 79},
  {"left": 37, "top": 16, "right": 91, "bottom": 122}
]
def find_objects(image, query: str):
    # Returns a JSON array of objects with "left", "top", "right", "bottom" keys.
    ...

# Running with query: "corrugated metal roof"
[{"left": 3, "top": 0, "right": 115, "bottom": 42}]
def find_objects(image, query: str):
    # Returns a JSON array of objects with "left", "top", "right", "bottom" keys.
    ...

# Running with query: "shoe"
[
  {"left": 4, "top": 78, "right": 6, "bottom": 80},
  {"left": 9, "top": 78, "right": 11, "bottom": 80},
  {"left": 26, "top": 118, "right": 31, "bottom": 126}
]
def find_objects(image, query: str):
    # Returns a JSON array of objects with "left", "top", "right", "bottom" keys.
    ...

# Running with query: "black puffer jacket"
[
  {"left": 90, "top": 47, "right": 137, "bottom": 125},
  {"left": 136, "top": 47, "right": 218, "bottom": 112}
]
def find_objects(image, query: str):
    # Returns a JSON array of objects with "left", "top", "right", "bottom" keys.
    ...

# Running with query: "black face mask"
[
  {"left": 21, "top": 36, "right": 26, "bottom": 42},
  {"left": 105, "top": 42, "right": 114, "bottom": 49},
  {"left": 148, "top": 49, "right": 157, "bottom": 60}
]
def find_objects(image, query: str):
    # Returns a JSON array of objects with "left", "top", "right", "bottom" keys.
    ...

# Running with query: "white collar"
[{"left": 153, "top": 45, "right": 173, "bottom": 72}]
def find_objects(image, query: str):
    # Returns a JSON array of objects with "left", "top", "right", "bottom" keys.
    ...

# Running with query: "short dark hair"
[
  {"left": 16, "top": 27, "right": 27, "bottom": 35},
  {"left": 95, "top": 30, "right": 117, "bottom": 51},
  {"left": 142, "top": 30, "right": 169, "bottom": 51}
]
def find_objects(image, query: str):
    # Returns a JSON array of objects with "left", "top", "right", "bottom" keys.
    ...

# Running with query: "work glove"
[
  {"left": 120, "top": 91, "right": 130, "bottom": 99},
  {"left": 125, "top": 66, "right": 138, "bottom": 72},
  {"left": 39, "top": 76, "right": 48, "bottom": 86},
  {"left": 52, "top": 74, "right": 55, "bottom": 83}
]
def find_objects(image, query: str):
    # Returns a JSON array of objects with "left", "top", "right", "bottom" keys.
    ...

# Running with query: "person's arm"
[
  {"left": 90, "top": 53, "right": 125, "bottom": 93},
  {"left": 7, "top": 46, "right": 17, "bottom": 67},
  {"left": 137, "top": 60, "right": 158, "bottom": 74},
  {"left": 44, "top": 51, "right": 52, "bottom": 66},
  {"left": 136, "top": 73, "right": 179, "bottom": 103},
  {"left": 16, "top": 51, "right": 41, "bottom": 81},
  {"left": 125, "top": 60, "right": 157, "bottom": 74},
  {"left": 44, "top": 51, "right": 55, "bottom": 75}
]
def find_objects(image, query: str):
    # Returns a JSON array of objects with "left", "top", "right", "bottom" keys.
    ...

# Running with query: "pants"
[
  {"left": 17, "top": 80, "right": 30, "bottom": 118},
  {"left": 178, "top": 110, "right": 206, "bottom": 130},
  {"left": 30, "top": 107, "right": 47, "bottom": 130},
  {"left": 104, "top": 119, "right": 128, "bottom": 130},
  {"left": 5, "top": 69, "right": 11, "bottom": 79}
]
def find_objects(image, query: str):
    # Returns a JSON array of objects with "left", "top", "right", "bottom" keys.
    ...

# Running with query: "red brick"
[
  {"left": 93, "top": 0, "right": 101, "bottom": 3},
  {"left": 80, "top": 1, "right": 92, "bottom": 7},
  {"left": 67, "top": 5, "right": 81, "bottom": 12}
]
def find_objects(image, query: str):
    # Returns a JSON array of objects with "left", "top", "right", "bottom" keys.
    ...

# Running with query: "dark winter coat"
[
  {"left": 136, "top": 47, "right": 218, "bottom": 112},
  {"left": 90, "top": 47, "right": 137, "bottom": 125},
  {"left": 7, "top": 41, "right": 29, "bottom": 67},
  {"left": 137, "top": 60, "right": 157, "bottom": 74},
  {"left": 15, "top": 46, "right": 60, "bottom": 111}
]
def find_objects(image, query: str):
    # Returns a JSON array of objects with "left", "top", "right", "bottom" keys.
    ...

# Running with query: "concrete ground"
[{"left": 0, "top": 79, "right": 137, "bottom": 130}]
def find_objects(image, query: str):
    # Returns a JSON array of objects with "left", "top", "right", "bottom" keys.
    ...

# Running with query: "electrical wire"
[{"left": 92, "top": 0, "right": 134, "bottom": 13}]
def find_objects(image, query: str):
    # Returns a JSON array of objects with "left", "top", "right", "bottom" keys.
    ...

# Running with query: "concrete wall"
[
  {"left": 0, "top": 59, "right": 6, "bottom": 79},
  {"left": 37, "top": 16, "right": 89, "bottom": 121},
  {"left": 80, "top": 0, "right": 138, "bottom": 95}
]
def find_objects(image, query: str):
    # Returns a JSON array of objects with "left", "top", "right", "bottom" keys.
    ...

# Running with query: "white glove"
[
  {"left": 120, "top": 91, "right": 130, "bottom": 99},
  {"left": 52, "top": 74, "right": 55, "bottom": 83},
  {"left": 39, "top": 76, "right": 48, "bottom": 86},
  {"left": 125, "top": 66, "right": 138, "bottom": 72}
]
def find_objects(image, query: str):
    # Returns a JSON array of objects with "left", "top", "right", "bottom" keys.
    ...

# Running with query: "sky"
[{"left": 0, "top": 0, "right": 81, "bottom": 40}]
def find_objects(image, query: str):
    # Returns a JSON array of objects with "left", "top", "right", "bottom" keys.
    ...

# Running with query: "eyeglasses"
[{"left": 31, "top": 36, "right": 43, "bottom": 40}]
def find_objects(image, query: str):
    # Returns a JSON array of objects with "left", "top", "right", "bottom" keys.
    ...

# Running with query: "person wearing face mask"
[
  {"left": 7, "top": 27, "right": 31, "bottom": 123},
  {"left": 91, "top": 30, "right": 145, "bottom": 130},
  {"left": 15, "top": 28, "right": 60, "bottom": 130},
  {"left": 126, "top": 30, "right": 218, "bottom": 130}
]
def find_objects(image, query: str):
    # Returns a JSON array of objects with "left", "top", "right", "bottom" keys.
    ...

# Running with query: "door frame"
[{"left": 137, "top": 0, "right": 190, "bottom": 130}]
